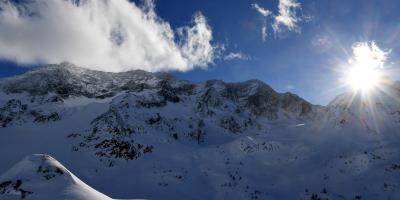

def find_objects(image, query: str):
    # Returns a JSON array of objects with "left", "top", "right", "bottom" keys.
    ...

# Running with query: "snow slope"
[
  {"left": 1, "top": 63, "right": 400, "bottom": 200},
  {"left": 0, "top": 154, "right": 112, "bottom": 200}
]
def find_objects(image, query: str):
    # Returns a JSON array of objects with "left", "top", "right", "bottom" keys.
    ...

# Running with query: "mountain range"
[{"left": 1, "top": 62, "right": 400, "bottom": 200}]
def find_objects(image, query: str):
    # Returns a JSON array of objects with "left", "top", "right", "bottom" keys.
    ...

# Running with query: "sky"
[{"left": 0, "top": 0, "right": 400, "bottom": 105}]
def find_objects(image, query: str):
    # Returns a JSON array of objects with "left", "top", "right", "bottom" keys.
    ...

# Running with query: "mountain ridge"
[
  {"left": 1, "top": 63, "right": 400, "bottom": 200},
  {"left": 0, "top": 62, "right": 315, "bottom": 105}
]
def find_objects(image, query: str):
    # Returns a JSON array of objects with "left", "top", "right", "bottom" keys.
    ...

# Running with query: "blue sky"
[{"left": 1, "top": 0, "right": 400, "bottom": 105}]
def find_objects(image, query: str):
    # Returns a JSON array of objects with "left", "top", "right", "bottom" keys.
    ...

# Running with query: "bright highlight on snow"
[{"left": 345, "top": 42, "right": 389, "bottom": 92}]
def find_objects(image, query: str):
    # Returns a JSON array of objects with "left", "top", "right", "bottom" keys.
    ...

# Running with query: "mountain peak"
[
  {"left": 0, "top": 154, "right": 112, "bottom": 200},
  {"left": 0, "top": 154, "right": 71, "bottom": 183}
]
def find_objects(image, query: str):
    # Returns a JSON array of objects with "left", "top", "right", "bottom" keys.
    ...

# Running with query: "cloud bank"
[{"left": 0, "top": 0, "right": 217, "bottom": 72}]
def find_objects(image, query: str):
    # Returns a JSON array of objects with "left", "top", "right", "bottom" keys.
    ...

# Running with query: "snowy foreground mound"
[
  {"left": 1, "top": 63, "right": 400, "bottom": 199},
  {"left": 0, "top": 154, "right": 112, "bottom": 200}
]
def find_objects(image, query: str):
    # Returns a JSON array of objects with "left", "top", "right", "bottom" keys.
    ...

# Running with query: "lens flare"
[
  {"left": 344, "top": 42, "right": 388, "bottom": 93},
  {"left": 346, "top": 66, "right": 382, "bottom": 92}
]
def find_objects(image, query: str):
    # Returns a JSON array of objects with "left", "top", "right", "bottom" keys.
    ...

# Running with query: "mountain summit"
[{"left": 0, "top": 154, "right": 112, "bottom": 200}]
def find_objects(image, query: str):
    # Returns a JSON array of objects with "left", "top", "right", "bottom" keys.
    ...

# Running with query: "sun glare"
[
  {"left": 344, "top": 42, "right": 388, "bottom": 93},
  {"left": 346, "top": 65, "right": 381, "bottom": 92}
]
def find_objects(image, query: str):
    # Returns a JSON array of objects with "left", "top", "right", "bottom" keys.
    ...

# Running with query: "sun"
[
  {"left": 345, "top": 65, "right": 381, "bottom": 92},
  {"left": 343, "top": 42, "right": 388, "bottom": 93}
]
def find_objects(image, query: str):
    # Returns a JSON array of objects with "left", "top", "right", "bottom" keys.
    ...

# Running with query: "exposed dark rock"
[
  {"left": 157, "top": 80, "right": 180, "bottom": 103},
  {"left": 146, "top": 113, "right": 162, "bottom": 125},
  {"left": 121, "top": 81, "right": 150, "bottom": 92},
  {"left": 0, "top": 99, "right": 28, "bottom": 127},
  {"left": 31, "top": 111, "right": 60, "bottom": 123},
  {"left": 189, "top": 120, "right": 205, "bottom": 144},
  {"left": 36, "top": 164, "right": 65, "bottom": 180},
  {"left": 219, "top": 116, "right": 242, "bottom": 133},
  {"left": 0, "top": 180, "right": 33, "bottom": 199}
]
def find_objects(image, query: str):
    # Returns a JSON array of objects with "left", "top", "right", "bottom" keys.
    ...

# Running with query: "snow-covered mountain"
[
  {"left": 0, "top": 154, "right": 112, "bottom": 200},
  {"left": 1, "top": 63, "right": 400, "bottom": 200}
]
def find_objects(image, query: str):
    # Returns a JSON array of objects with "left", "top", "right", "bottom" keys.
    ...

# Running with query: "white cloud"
[
  {"left": 251, "top": 3, "right": 272, "bottom": 17},
  {"left": 286, "top": 85, "right": 295, "bottom": 90},
  {"left": 0, "top": 0, "right": 217, "bottom": 72},
  {"left": 261, "top": 26, "right": 268, "bottom": 41},
  {"left": 252, "top": 3, "right": 270, "bottom": 41},
  {"left": 311, "top": 34, "right": 333, "bottom": 52},
  {"left": 312, "top": 35, "right": 331, "bottom": 47},
  {"left": 177, "top": 13, "right": 215, "bottom": 69},
  {"left": 272, "top": 0, "right": 302, "bottom": 33},
  {"left": 251, "top": 0, "right": 305, "bottom": 39},
  {"left": 349, "top": 41, "right": 390, "bottom": 69},
  {"left": 223, "top": 52, "right": 251, "bottom": 61}
]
